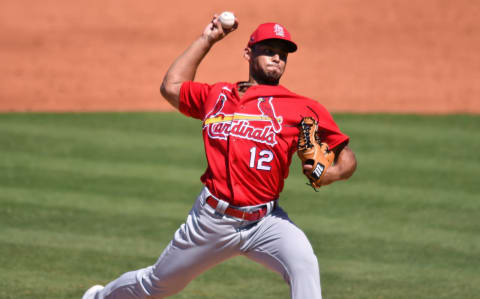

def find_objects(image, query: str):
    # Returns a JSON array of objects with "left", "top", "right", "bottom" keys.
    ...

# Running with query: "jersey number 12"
[{"left": 249, "top": 146, "right": 273, "bottom": 171}]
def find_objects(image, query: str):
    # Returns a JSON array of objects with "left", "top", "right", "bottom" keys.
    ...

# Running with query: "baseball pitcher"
[{"left": 82, "top": 14, "right": 357, "bottom": 299}]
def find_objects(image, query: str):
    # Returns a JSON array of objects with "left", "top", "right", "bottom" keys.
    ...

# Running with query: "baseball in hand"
[{"left": 218, "top": 11, "right": 235, "bottom": 29}]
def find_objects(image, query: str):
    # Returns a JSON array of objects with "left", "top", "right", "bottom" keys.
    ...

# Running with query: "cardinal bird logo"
[
  {"left": 257, "top": 97, "right": 282, "bottom": 133},
  {"left": 205, "top": 93, "right": 227, "bottom": 119}
]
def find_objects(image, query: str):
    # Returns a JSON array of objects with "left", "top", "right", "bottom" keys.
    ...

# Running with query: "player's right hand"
[{"left": 202, "top": 14, "right": 238, "bottom": 45}]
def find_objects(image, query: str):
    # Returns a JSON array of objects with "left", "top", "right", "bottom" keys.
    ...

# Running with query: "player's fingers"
[
  {"left": 223, "top": 18, "right": 239, "bottom": 34},
  {"left": 232, "top": 17, "right": 239, "bottom": 30},
  {"left": 203, "top": 15, "right": 224, "bottom": 40},
  {"left": 205, "top": 14, "right": 219, "bottom": 31},
  {"left": 302, "top": 164, "right": 313, "bottom": 172},
  {"left": 211, "top": 14, "right": 223, "bottom": 29},
  {"left": 209, "top": 15, "right": 217, "bottom": 30}
]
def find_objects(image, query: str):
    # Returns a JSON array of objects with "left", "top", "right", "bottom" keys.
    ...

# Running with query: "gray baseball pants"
[{"left": 94, "top": 187, "right": 322, "bottom": 299}]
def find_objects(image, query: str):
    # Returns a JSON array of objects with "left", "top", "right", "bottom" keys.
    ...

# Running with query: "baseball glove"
[{"left": 297, "top": 117, "right": 335, "bottom": 190}]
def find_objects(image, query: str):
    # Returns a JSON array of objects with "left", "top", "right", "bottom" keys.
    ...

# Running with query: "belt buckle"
[{"left": 241, "top": 210, "right": 246, "bottom": 220}]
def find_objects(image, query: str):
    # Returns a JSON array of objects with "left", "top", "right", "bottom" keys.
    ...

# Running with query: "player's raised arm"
[{"left": 160, "top": 14, "right": 238, "bottom": 109}]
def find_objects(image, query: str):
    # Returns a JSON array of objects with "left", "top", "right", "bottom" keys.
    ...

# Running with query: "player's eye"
[
  {"left": 278, "top": 52, "right": 288, "bottom": 61},
  {"left": 264, "top": 49, "right": 274, "bottom": 56}
]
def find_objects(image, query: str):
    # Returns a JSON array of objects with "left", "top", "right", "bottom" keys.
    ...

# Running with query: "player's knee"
[{"left": 288, "top": 251, "right": 319, "bottom": 278}]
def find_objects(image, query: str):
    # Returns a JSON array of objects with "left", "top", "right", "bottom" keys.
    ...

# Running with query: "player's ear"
[{"left": 243, "top": 47, "right": 252, "bottom": 62}]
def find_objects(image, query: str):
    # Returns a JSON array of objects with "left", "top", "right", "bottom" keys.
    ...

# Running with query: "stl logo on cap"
[
  {"left": 273, "top": 24, "right": 285, "bottom": 37},
  {"left": 247, "top": 22, "right": 297, "bottom": 52}
]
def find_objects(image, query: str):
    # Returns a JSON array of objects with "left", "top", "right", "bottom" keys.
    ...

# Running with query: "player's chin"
[
  {"left": 253, "top": 70, "right": 282, "bottom": 85},
  {"left": 264, "top": 70, "right": 283, "bottom": 82}
]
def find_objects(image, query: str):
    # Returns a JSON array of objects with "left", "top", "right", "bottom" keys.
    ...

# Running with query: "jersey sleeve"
[
  {"left": 310, "top": 101, "right": 350, "bottom": 149},
  {"left": 179, "top": 81, "right": 212, "bottom": 120}
]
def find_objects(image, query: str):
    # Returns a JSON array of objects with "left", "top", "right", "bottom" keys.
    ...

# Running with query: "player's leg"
[
  {"left": 96, "top": 242, "right": 238, "bottom": 298},
  {"left": 242, "top": 206, "right": 322, "bottom": 299},
  {"left": 90, "top": 189, "right": 242, "bottom": 299}
]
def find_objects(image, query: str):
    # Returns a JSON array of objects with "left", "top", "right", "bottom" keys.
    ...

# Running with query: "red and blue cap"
[{"left": 247, "top": 22, "right": 298, "bottom": 53}]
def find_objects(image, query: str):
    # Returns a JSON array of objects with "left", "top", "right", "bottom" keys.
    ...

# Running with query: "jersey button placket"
[{"left": 226, "top": 113, "right": 237, "bottom": 198}]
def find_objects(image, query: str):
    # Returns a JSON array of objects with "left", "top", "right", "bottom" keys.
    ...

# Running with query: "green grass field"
[{"left": 0, "top": 112, "right": 479, "bottom": 299}]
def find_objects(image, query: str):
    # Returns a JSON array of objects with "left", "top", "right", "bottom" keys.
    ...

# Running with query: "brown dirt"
[{"left": 1, "top": 0, "right": 479, "bottom": 114}]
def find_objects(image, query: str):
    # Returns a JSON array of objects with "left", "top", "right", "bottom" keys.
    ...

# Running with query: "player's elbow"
[
  {"left": 342, "top": 157, "right": 357, "bottom": 180},
  {"left": 342, "top": 152, "right": 357, "bottom": 180},
  {"left": 337, "top": 147, "right": 357, "bottom": 181},
  {"left": 159, "top": 81, "right": 171, "bottom": 99},
  {"left": 160, "top": 80, "right": 180, "bottom": 109}
]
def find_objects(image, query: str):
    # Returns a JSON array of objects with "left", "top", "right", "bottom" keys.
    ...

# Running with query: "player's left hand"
[
  {"left": 297, "top": 117, "right": 335, "bottom": 191},
  {"left": 303, "top": 144, "right": 357, "bottom": 188},
  {"left": 302, "top": 164, "right": 337, "bottom": 187}
]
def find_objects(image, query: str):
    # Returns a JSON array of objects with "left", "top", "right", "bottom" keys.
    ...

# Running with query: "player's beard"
[{"left": 252, "top": 68, "right": 282, "bottom": 85}]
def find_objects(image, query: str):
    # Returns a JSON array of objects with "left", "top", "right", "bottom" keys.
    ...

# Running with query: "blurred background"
[{"left": 1, "top": 0, "right": 479, "bottom": 113}]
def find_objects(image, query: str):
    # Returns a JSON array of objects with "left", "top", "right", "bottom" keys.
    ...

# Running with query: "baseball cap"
[{"left": 247, "top": 23, "right": 297, "bottom": 53}]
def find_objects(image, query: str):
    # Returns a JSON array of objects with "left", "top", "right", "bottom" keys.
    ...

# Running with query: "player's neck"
[
  {"left": 237, "top": 79, "right": 281, "bottom": 97},
  {"left": 237, "top": 81, "right": 256, "bottom": 97},
  {"left": 238, "top": 81, "right": 255, "bottom": 89}
]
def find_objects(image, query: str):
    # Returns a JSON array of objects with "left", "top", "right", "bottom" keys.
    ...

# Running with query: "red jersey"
[{"left": 179, "top": 81, "right": 349, "bottom": 206}]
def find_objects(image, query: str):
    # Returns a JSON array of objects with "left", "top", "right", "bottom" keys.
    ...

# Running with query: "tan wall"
[{"left": 1, "top": 0, "right": 479, "bottom": 113}]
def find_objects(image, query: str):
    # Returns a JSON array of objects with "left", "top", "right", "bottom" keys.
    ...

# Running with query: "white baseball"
[{"left": 218, "top": 11, "right": 235, "bottom": 29}]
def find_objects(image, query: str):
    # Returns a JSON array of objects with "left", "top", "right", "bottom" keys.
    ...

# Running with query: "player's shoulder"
[{"left": 277, "top": 85, "right": 329, "bottom": 111}]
